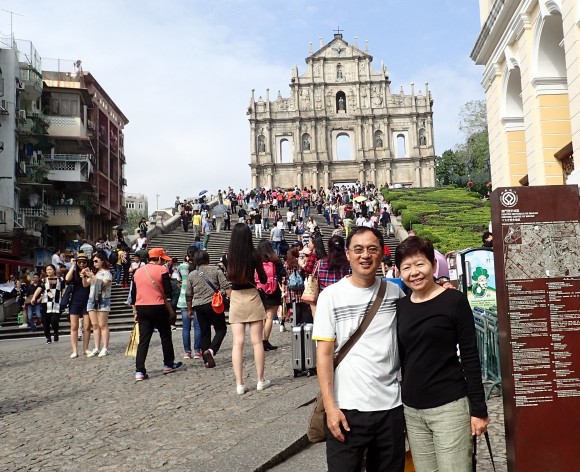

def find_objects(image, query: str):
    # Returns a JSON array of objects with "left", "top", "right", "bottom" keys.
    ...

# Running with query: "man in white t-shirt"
[
  {"left": 286, "top": 209, "right": 294, "bottom": 231},
  {"left": 312, "top": 226, "right": 405, "bottom": 471}
]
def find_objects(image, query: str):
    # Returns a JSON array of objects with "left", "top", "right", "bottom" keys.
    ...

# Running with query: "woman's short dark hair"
[
  {"left": 326, "top": 235, "right": 349, "bottom": 273},
  {"left": 193, "top": 250, "right": 210, "bottom": 267},
  {"left": 345, "top": 226, "right": 384, "bottom": 250},
  {"left": 394, "top": 236, "right": 435, "bottom": 269}
]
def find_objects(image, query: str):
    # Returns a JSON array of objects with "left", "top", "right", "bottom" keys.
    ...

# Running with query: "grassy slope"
[{"left": 382, "top": 187, "right": 491, "bottom": 254}]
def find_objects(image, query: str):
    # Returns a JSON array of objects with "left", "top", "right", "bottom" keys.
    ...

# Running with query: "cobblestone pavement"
[
  {"left": 0, "top": 326, "right": 319, "bottom": 472},
  {"left": 0, "top": 327, "right": 508, "bottom": 472}
]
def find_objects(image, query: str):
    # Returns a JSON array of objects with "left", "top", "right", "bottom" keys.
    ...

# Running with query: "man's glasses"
[{"left": 348, "top": 246, "right": 381, "bottom": 255}]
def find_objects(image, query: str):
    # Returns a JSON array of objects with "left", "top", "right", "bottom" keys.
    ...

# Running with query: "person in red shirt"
[{"left": 130, "top": 247, "right": 183, "bottom": 381}]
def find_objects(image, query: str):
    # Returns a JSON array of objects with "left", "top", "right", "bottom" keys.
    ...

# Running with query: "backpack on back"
[
  {"left": 109, "top": 250, "right": 118, "bottom": 265},
  {"left": 288, "top": 269, "right": 305, "bottom": 291},
  {"left": 255, "top": 262, "right": 278, "bottom": 294}
]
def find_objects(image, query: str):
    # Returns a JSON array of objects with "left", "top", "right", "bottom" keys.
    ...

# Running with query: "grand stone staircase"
[{"left": 0, "top": 209, "right": 399, "bottom": 340}]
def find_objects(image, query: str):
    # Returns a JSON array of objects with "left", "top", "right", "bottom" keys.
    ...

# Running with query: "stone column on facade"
[
  {"left": 323, "top": 165, "right": 330, "bottom": 189},
  {"left": 415, "top": 164, "right": 421, "bottom": 187},
  {"left": 311, "top": 168, "right": 319, "bottom": 189},
  {"left": 359, "top": 165, "right": 366, "bottom": 184},
  {"left": 321, "top": 118, "right": 328, "bottom": 161},
  {"left": 370, "top": 162, "right": 376, "bottom": 185},
  {"left": 252, "top": 169, "right": 258, "bottom": 189},
  {"left": 267, "top": 169, "right": 273, "bottom": 190},
  {"left": 357, "top": 119, "right": 365, "bottom": 158},
  {"left": 410, "top": 115, "right": 418, "bottom": 154},
  {"left": 266, "top": 124, "right": 274, "bottom": 163}
]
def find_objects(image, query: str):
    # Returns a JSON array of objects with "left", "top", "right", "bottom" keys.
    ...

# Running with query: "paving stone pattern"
[
  {"left": 0, "top": 324, "right": 508, "bottom": 472},
  {"left": 0, "top": 328, "right": 320, "bottom": 472}
]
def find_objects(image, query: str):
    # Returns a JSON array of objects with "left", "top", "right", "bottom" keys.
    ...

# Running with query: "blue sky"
[{"left": 3, "top": 0, "right": 485, "bottom": 211}]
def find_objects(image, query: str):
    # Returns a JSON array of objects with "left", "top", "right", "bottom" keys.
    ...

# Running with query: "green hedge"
[{"left": 382, "top": 187, "right": 490, "bottom": 253}]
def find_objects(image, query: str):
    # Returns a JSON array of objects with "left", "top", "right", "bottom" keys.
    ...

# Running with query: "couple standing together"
[{"left": 312, "top": 227, "right": 489, "bottom": 472}]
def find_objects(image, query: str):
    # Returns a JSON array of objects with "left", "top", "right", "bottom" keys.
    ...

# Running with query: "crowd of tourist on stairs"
[{"left": 1, "top": 180, "right": 489, "bottom": 472}]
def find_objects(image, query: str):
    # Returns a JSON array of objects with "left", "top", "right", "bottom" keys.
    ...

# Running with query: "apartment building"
[{"left": 0, "top": 34, "right": 129, "bottom": 274}]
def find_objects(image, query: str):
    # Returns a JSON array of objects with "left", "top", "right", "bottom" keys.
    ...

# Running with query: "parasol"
[
  {"left": 211, "top": 204, "right": 229, "bottom": 216},
  {"left": 353, "top": 195, "right": 367, "bottom": 202}
]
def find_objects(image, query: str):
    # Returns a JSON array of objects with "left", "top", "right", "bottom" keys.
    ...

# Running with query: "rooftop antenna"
[{"left": 1, "top": 9, "right": 23, "bottom": 41}]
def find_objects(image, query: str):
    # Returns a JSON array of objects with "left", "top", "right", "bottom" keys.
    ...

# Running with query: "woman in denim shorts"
[{"left": 82, "top": 252, "right": 113, "bottom": 358}]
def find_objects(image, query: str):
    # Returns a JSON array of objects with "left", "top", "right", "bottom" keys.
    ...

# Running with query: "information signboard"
[{"left": 491, "top": 185, "right": 580, "bottom": 471}]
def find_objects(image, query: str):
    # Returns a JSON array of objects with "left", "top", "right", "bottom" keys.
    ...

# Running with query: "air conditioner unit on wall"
[
  {"left": 17, "top": 82, "right": 25, "bottom": 90},
  {"left": 18, "top": 110, "right": 27, "bottom": 121}
]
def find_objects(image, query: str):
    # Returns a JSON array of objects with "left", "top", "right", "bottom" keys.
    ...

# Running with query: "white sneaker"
[
  {"left": 70, "top": 352, "right": 78, "bottom": 359},
  {"left": 86, "top": 348, "right": 100, "bottom": 357},
  {"left": 19, "top": 323, "right": 28, "bottom": 329},
  {"left": 257, "top": 379, "right": 271, "bottom": 391},
  {"left": 279, "top": 324, "right": 287, "bottom": 332},
  {"left": 236, "top": 385, "right": 249, "bottom": 395},
  {"left": 97, "top": 349, "right": 110, "bottom": 358}
]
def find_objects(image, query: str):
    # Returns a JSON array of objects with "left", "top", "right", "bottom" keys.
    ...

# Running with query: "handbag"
[
  {"left": 198, "top": 272, "right": 226, "bottom": 314},
  {"left": 301, "top": 261, "right": 320, "bottom": 304},
  {"left": 60, "top": 283, "right": 74, "bottom": 310},
  {"left": 307, "top": 281, "right": 387, "bottom": 443},
  {"left": 143, "top": 266, "right": 176, "bottom": 319},
  {"left": 472, "top": 432, "right": 496, "bottom": 471}
]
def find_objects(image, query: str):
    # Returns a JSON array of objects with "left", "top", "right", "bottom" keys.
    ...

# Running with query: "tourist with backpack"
[
  {"left": 177, "top": 247, "right": 202, "bottom": 359},
  {"left": 284, "top": 246, "right": 311, "bottom": 325},
  {"left": 255, "top": 240, "right": 286, "bottom": 351}
]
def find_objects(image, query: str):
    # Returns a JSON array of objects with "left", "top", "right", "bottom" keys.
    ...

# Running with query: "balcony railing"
[
  {"left": 45, "top": 154, "right": 93, "bottom": 182},
  {"left": 46, "top": 204, "right": 86, "bottom": 230},
  {"left": 18, "top": 205, "right": 48, "bottom": 219}
]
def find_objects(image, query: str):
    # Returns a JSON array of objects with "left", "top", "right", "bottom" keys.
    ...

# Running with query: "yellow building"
[{"left": 472, "top": 0, "right": 579, "bottom": 187}]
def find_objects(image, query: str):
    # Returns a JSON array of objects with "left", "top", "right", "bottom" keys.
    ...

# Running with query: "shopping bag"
[
  {"left": 125, "top": 323, "right": 139, "bottom": 357},
  {"left": 405, "top": 449, "right": 416, "bottom": 472}
]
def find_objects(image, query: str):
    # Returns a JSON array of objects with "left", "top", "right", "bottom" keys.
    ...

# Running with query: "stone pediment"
[{"left": 306, "top": 35, "right": 372, "bottom": 63}]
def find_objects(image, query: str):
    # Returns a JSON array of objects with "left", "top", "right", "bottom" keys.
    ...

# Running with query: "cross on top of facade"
[{"left": 333, "top": 26, "right": 343, "bottom": 36}]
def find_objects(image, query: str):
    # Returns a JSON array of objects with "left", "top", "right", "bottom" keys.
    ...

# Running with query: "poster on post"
[{"left": 491, "top": 185, "right": 580, "bottom": 471}]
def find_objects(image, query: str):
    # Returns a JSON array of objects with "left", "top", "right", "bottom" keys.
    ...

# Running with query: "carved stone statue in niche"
[
  {"left": 371, "top": 86, "right": 383, "bottom": 107},
  {"left": 301, "top": 89, "right": 311, "bottom": 110},
  {"left": 338, "top": 96, "right": 345, "bottom": 111},
  {"left": 375, "top": 134, "right": 383, "bottom": 148},
  {"left": 303, "top": 135, "right": 311, "bottom": 151},
  {"left": 359, "top": 62, "right": 367, "bottom": 78},
  {"left": 419, "top": 130, "right": 427, "bottom": 146},
  {"left": 258, "top": 135, "right": 265, "bottom": 153}
]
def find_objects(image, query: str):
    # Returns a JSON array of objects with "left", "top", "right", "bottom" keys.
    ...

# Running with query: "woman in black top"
[
  {"left": 227, "top": 223, "right": 269, "bottom": 395},
  {"left": 65, "top": 252, "right": 92, "bottom": 358},
  {"left": 395, "top": 236, "right": 489, "bottom": 472}
]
